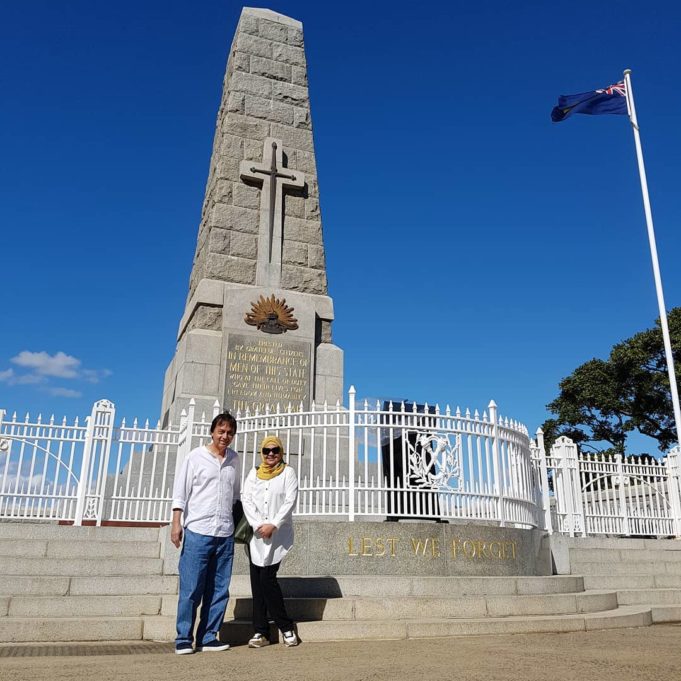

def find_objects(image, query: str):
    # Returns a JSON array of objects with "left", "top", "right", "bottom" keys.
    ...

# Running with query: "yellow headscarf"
[{"left": 257, "top": 435, "right": 287, "bottom": 480}]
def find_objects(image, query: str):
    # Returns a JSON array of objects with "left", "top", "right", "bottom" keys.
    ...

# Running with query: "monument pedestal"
[{"left": 162, "top": 279, "right": 342, "bottom": 425}]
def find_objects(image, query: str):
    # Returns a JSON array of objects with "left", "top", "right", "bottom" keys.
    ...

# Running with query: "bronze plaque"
[{"left": 224, "top": 333, "right": 311, "bottom": 414}]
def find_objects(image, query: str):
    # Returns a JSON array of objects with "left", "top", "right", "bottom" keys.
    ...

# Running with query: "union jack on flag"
[
  {"left": 596, "top": 81, "right": 627, "bottom": 97},
  {"left": 551, "top": 79, "right": 628, "bottom": 122}
]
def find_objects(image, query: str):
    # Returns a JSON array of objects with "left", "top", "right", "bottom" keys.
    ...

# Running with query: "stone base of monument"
[
  {"left": 1, "top": 522, "right": 680, "bottom": 644},
  {"left": 161, "top": 281, "right": 344, "bottom": 428},
  {"left": 158, "top": 520, "right": 551, "bottom": 578}
]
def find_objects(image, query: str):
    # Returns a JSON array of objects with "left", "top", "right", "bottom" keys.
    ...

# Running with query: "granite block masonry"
[{"left": 161, "top": 7, "right": 343, "bottom": 426}]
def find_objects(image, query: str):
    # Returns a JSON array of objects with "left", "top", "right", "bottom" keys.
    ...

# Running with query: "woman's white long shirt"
[{"left": 241, "top": 466, "right": 298, "bottom": 567}]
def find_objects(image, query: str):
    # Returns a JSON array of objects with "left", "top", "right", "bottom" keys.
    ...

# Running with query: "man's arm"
[
  {"left": 170, "top": 508, "right": 183, "bottom": 548},
  {"left": 170, "top": 455, "right": 192, "bottom": 549}
]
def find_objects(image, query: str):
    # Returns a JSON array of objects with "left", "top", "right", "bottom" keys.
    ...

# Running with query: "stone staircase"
[
  {"left": 0, "top": 523, "right": 174, "bottom": 643},
  {"left": 144, "top": 573, "right": 651, "bottom": 643},
  {"left": 1, "top": 524, "right": 680, "bottom": 644},
  {"left": 557, "top": 536, "right": 681, "bottom": 625}
]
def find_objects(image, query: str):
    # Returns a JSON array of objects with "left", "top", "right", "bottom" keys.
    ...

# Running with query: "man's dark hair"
[{"left": 210, "top": 411, "right": 237, "bottom": 434}]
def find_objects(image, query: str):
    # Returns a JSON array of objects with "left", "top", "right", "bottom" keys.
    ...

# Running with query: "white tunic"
[{"left": 241, "top": 465, "right": 298, "bottom": 567}]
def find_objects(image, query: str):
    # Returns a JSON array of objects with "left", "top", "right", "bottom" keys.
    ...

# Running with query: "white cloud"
[
  {"left": 11, "top": 351, "right": 81, "bottom": 378},
  {"left": 12, "top": 373, "right": 47, "bottom": 385},
  {"left": 1, "top": 350, "right": 110, "bottom": 395},
  {"left": 82, "top": 368, "right": 114, "bottom": 384},
  {"left": 46, "top": 387, "right": 82, "bottom": 398},
  {"left": 0, "top": 369, "right": 45, "bottom": 386}
]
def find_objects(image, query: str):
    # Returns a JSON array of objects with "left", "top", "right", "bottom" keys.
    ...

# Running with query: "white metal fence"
[
  {"left": 534, "top": 432, "right": 681, "bottom": 538},
  {"left": 4, "top": 391, "right": 679, "bottom": 537},
  {"left": 0, "top": 388, "right": 539, "bottom": 528}
]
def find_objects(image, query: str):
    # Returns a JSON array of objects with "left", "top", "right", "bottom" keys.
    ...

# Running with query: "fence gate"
[
  {"left": 0, "top": 406, "right": 90, "bottom": 522},
  {"left": 543, "top": 436, "right": 681, "bottom": 538}
]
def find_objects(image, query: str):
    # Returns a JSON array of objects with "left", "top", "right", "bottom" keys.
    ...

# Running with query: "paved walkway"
[{"left": 1, "top": 626, "right": 680, "bottom": 681}]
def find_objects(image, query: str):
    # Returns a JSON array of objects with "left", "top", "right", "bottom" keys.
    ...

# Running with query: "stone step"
[
  {"left": 69, "top": 575, "right": 179, "bottom": 596},
  {"left": 295, "top": 605, "right": 652, "bottom": 641},
  {"left": 0, "top": 523, "right": 160, "bottom": 542},
  {"left": 159, "top": 590, "right": 616, "bottom": 621},
  {"left": 570, "top": 547, "right": 681, "bottom": 563},
  {"left": 583, "top": 574, "right": 681, "bottom": 590},
  {"left": 0, "top": 556, "right": 163, "bottom": 577},
  {"left": 653, "top": 574, "right": 681, "bottom": 588},
  {"left": 562, "top": 537, "right": 681, "bottom": 550},
  {"left": 582, "top": 575, "right": 656, "bottom": 590},
  {"left": 651, "top": 605, "right": 681, "bottom": 623},
  {"left": 0, "top": 617, "right": 143, "bottom": 643},
  {"left": 0, "top": 538, "right": 160, "bottom": 559},
  {"left": 571, "top": 561, "right": 681, "bottom": 576},
  {"left": 0, "top": 540, "right": 49, "bottom": 557},
  {"left": 261, "top": 575, "right": 585, "bottom": 598},
  {"left": 0, "top": 576, "right": 71, "bottom": 597},
  {"left": 6, "top": 595, "right": 163, "bottom": 618},
  {"left": 141, "top": 605, "right": 653, "bottom": 643},
  {"left": 616, "top": 589, "right": 681, "bottom": 606},
  {"left": 2, "top": 574, "right": 582, "bottom": 600}
]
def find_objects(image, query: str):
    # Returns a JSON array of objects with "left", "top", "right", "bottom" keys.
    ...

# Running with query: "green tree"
[{"left": 543, "top": 308, "right": 681, "bottom": 454}]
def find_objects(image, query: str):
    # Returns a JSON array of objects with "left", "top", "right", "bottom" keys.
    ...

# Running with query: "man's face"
[{"left": 211, "top": 422, "right": 235, "bottom": 450}]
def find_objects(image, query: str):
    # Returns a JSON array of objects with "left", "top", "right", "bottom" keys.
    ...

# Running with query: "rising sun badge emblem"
[{"left": 244, "top": 295, "right": 299, "bottom": 334}]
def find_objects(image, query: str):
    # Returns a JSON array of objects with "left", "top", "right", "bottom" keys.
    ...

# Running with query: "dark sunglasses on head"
[{"left": 262, "top": 447, "right": 281, "bottom": 455}]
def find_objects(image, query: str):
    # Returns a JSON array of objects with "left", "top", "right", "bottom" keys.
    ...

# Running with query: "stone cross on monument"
[
  {"left": 240, "top": 138, "right": 304, "bottom": 287},
  {"left": 160, "top": 7, "right": 343, "bottom": 427}
]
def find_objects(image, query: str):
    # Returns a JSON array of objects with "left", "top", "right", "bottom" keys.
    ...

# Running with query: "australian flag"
[{"left": 551, "top": 81, "right": 628, "bottom": 122}]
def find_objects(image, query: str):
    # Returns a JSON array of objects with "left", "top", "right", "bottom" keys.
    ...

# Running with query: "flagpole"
[{"left": 623, "top": 69, "right": 681, "bottom": 453}]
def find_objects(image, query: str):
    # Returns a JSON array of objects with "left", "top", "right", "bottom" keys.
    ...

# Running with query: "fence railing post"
[
  {"left": 535, "top": 428, "right": 553, "bottom": 534},
  {"left": 552, "top": 438, "right": 571, "bottom": 536},
  {"left": 174, "top": 399, "right": 196, "bottom": 486},
  {"left": 551, "top": 437, "right": 586, "bottom": 537},
  {"left": 488, "top": 401, "right": 505, "bottom": 526},
  {"left": 74, "top": 401, "right": 97, "bottom": 526},
  {"left": 665, "top": 446, "right": 681, "bottom": 538},
  {"left": 348, "top": 386, "right": 356, "bottom": 521},
  {"left": 92, "top": 400, "right": 116, "bottom": 526},
  {"left": 566, "top": 438, "right": 587, "bottom": 537},
  {"left": 615, "top": 453, "right": 631, "bottom": 536},
  {"left": 0, "top": 409, "right": 6, "bottom": 471}
]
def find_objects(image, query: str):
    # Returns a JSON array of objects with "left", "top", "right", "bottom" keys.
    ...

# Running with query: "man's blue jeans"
[{"left": 176, "top": 529, "right": 235, "bottom": 646}]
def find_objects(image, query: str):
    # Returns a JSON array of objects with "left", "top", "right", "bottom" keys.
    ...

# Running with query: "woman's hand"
[{"left": 256, "top": 523, "right": 276, "bottom": 539}]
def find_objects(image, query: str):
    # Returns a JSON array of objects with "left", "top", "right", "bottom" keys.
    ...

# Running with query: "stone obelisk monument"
[{"left": 161, "top": 7, "right": 343, "bottom": 426}]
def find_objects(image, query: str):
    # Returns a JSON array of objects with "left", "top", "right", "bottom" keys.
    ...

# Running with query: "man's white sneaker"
[{"left": 282, "top": 630, "right": 299, "bottom": 647}]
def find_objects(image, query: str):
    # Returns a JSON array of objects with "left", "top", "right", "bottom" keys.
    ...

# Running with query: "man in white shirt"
[{"left": 171, "top": 412, "right": 240, "bottom": 655}]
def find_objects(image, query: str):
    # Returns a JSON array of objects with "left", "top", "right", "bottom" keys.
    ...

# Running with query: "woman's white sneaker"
[
  {"left": 282, "top": 630, "right": 299, "bottom": 647},
  {"left": 248, "top": 633, "right": 270, "bottom": 648}
]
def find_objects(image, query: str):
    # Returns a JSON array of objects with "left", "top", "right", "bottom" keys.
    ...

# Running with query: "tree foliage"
[{"left": 543, "top": 308, "right": 681, "bottom": 454}]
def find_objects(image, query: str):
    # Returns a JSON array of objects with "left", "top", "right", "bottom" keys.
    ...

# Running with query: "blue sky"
[{"left": 1, "top": 1, "right": 680, "bottom": 452}]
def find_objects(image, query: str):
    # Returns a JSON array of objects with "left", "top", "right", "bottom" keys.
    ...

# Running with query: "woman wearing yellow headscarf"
[{"left": 241, "top": 435, "right": 299, "bottom": 648}]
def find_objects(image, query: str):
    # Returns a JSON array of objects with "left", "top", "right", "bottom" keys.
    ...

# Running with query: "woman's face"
[{"left": 262, "top": 443, "right": 283, "bottom": 466}]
